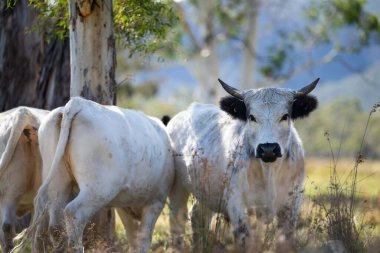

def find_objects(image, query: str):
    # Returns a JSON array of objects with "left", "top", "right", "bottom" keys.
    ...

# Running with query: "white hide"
[
  {"left": 168, "top": 88, "right": 308, "bottom": 249},
  {"left": 0, "top": 107, "right": 48, "bottom": 252},
  {"left": 35, "top": 97, "right": 174, "bottom": 253}
]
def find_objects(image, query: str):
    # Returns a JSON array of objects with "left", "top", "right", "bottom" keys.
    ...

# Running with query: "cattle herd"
[{"left": 0, "top": 78, "right": 319, "bottom": 253}]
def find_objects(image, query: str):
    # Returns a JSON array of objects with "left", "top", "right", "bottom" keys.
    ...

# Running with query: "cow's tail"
[
  {"left": 41, "top": 98, "right": 81, "bottom": 195},
  {"left": 7, "top": 109, "right": 40, "bottom": 252},
  {"left": 0, "top": 108, "right": 39, "bottom": 179},
  {"left": 12, "top": 100, "right": 82, "bottom": 252},
  {"left": 161, "top": 115, "right": 171, "bottom": 126}
]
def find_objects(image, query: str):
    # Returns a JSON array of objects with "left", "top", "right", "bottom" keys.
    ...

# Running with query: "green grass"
[{"left": 305, "top": 158, "right": 380, "bottom": 197}]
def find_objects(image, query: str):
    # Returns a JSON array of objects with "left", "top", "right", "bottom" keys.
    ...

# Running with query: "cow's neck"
[{"left": 244, "top": 157, "right": 283, "bottom": 220}]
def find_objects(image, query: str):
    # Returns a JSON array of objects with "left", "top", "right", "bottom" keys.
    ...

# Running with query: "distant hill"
[{"left": 315, "top": 62, "right": 380, "bottom": 110}]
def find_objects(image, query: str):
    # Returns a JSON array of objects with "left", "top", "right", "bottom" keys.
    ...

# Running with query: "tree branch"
[
  {"left": 173, "top": 2, "right": 202, "bottom": 54},
  {"left": 261, "top": 48, "right": 339, "bottom": 85}
]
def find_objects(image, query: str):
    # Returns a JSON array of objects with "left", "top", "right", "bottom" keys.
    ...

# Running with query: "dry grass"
[
  {"left": 127, "top": 156, "right": 379, "bottom": 253},
  {"left": 9, "top": 158, "right": 380, "bottom": 253},
  {"left": 305, "top": 158, "right": 380, "bottom": 197}
]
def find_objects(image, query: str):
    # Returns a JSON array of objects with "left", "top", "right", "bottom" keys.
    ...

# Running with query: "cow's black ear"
[
  {"left": 291, "top": 95, "right": 318, "bottom": 119},
  {"left": 220, "top": 96, "right": 247, "bottom": 121}
]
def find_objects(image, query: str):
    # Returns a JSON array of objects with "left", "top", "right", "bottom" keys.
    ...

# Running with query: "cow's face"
[{"left": 219, "top": 79, "right": 319, "bottom": 163}]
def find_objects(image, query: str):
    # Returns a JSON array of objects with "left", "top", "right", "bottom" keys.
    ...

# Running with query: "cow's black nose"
[{"left": 256, "top": 143, "right": 282, "bottom": 163}]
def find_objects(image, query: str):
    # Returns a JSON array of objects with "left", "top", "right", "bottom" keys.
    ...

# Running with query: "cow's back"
[{"left": 66, "top": 99, "right": 174, "bottom": 205}]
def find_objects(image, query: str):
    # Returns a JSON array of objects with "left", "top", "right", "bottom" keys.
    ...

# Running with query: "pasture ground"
[
  {"left": 10, "top": 158, "right": 380, "bottom": 253},
  {"left": 124, "top": 158, "right": 380, "bottom": 252}
]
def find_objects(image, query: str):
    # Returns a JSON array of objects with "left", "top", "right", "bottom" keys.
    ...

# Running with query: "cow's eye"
[
  {"left": 280, "top": 114, "right": 289, "bottom": 121},
  {"left": 248, "top": 115, "right": 257, "bottom": 122}
]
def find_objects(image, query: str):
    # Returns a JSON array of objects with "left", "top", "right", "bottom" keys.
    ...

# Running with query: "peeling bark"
[
  {"left": 69, "top": 0, "right": 116, "bottom": 105},
  {"left": 68, "top": 0, "right": 117, "bottom": 249},
  {"left": 77, "top": 0, "right": 94, "bottom": 17}
]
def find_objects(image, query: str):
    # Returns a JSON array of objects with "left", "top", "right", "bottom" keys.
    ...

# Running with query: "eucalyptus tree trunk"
[
  {"left": 0, "top": 0, "right": 70, "bottom": 111},
  {"left": 241, "top": 0, "right": 259, "bottom": 90},
  {"left": 0, "top": 0, "right": 42, "bottom": 111},
  {"left": 36, "top": 38, "right": 71, "bottom": 109},
  {"left": 190, "top": 1, "right": 220, "bottom": 104},
  {"left": 69, "top": 0, "right": 116, "bottom": 104},
  {"left": 68, "top": 0, "right": 116, "bottom": 250}
]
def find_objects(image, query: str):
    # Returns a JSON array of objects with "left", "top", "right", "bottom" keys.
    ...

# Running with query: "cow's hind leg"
[
  {"left": 136, "top": 201, "right": 165, "bottom": 253},
  {"left": 116, "top": 208, "right": 140, "bottom": 251},
  {"left": 0, "top": 203, "right": 16, "bottom": 252},
  {"left": 33, "top": 212, "right": 50, "bottom": 253},
  {"left": 49, "top": 191, "right": 72, "bottom": 253},
  {"left": 64, "top": 187, "right": 117, "bottom": 253},
  {"left": 44, "top": 160, "right": 73, "bottom": 253},
  {"left": 168, "top": 176, "right": 189, "bottom": 249}
]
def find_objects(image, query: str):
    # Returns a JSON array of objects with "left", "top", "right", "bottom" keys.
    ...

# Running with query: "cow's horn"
[
  {"left": 296, "top": 78, "right": 320, "bottom": 96},
  {"left": 218, "top": 79, "right": 244, "bottom": 100}
]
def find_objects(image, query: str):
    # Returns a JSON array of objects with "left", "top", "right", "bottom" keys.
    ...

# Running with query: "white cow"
[
  {"left": 33, "top": 97, "right": 174, "bottom": 253},
  {"left": 0, "top": 107, "right": 48, "bottom": 252},
  {"left": 168, "top": 79, "right": 319, "bottom": 251}
]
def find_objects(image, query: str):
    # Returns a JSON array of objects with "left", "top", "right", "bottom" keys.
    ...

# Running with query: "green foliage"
[
  {"left": 28, "top": 0, "right": 69, "bottom": 41},
  {"left": 5, "top": 0, "right": 16, "bottom": 8},
  {"left": 114, "top": 0, "right": 178, "bottom": 56},
  {"left": 296, "top": 100, "right": 380, "bottom": 159},
  {"left": 117, "top": 80, "right": 158, "bottom": 99},
  {"left": 260, "top": 0, "right": 380, "bottom": 78},
  {"left": 5, "top": 0, "right": 69, "bottom": 40},
  {"left": 116, "top": 81, "right": 190, "bottom": 118},
  {"left": 159, "top": 0, "right": 256, "bottom": 59},
  {"left": 6, "top": 0, "right": 177, "bottom": 55},
  {"left": 260, "top": 44, "right": 289, "bottom": 79},
  {"left": 302, "top": 0, "right": 380, "bottom": 51}
]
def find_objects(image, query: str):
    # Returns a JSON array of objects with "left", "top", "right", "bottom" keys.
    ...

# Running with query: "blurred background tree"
[
  {"left": 0, "top": 0, "right": 70, "bottom": 110},
  {"left": 146, "top": 0, "right": 379, "bottom": 102},
  {"left": 296, "top": 99, "right": 380, "bottom": 159},
  {"left": 1, "top": 0, "right": 379, "bottom": 158}
]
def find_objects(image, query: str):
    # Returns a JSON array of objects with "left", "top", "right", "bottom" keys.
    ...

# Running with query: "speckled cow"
[{"left": 168, "top": 78, "right": 319, "bottom": 251}]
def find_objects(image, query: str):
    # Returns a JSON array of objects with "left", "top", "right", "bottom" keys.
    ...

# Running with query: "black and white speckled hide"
[{"left": 168, "top": 80, "right": 318, "bottom": 250}]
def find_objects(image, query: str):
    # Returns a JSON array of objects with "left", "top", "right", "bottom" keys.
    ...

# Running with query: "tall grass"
[
  {"left": 168, "top": 102, "right": 380, "bottom": 253},
  {"left": 310, "top": 102, "right": 380, "bottom": 253}
]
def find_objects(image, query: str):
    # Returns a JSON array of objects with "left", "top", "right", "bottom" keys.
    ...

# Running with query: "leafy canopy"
[
  {"left": 7, "top": 0, "right": 178, "bottom": 54},
  {"left": 260, "top": 0, "right": 380, "bottom": 79}
]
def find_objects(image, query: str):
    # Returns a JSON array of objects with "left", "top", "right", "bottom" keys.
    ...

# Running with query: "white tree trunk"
[
  {"left": 241, "top": 0, "right": 259, "bottom": 90},
  {"left": 69, "top": 0, "right": 116, "bottom": 105},
  {"left": 190, "top": 1, "right": 221, "bottom": 103},
  {"left": 68, "top": 0, "right": 116, "bottom": 250}
]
